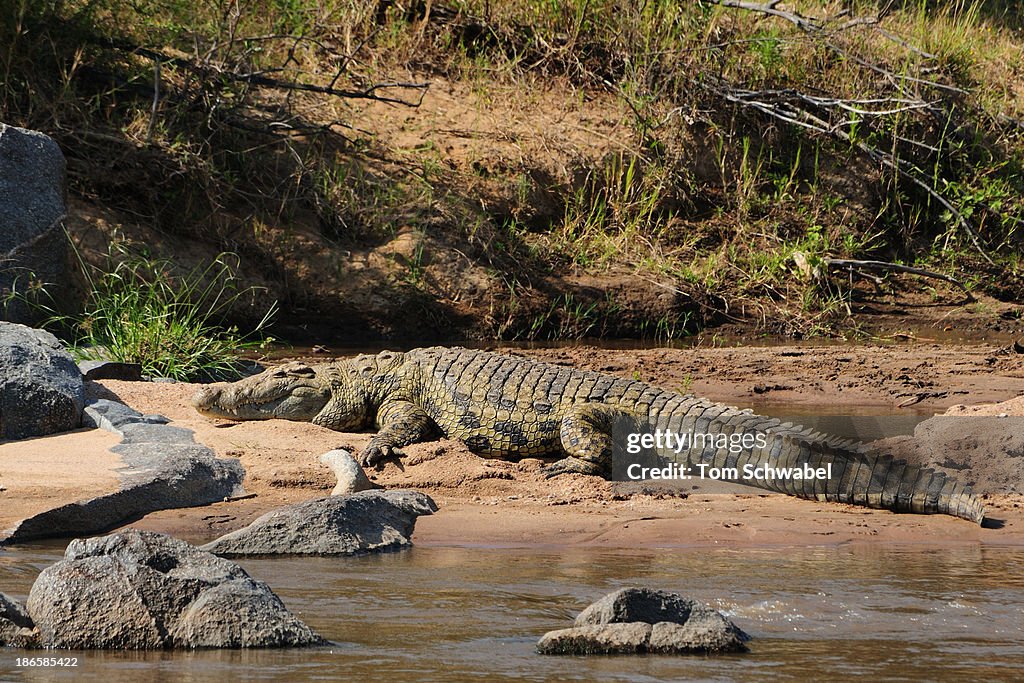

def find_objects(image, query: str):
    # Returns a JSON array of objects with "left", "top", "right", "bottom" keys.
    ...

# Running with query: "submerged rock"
[
  {"left": 537, "top": 587, "right": 750, "bottom": 655},
  {"left": 26, "top": 530, "right": 325, "bottom": 649},
  {"left": 0, "top": 592, "right": 38, "bottom": 648},
  {"left": 0, "top": 322, "right": 83, "bottom": 439},
  {"left": 202, "top": 489, "right": 437, "bottom": 557}
]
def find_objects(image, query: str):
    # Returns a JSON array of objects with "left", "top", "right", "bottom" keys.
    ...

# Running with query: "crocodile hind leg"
[
  {"left": 359, "top": 399, "right": 438, "bottom": 467},
  {"left": 543, "top": 404, "right": 623, "bottom": 478}
]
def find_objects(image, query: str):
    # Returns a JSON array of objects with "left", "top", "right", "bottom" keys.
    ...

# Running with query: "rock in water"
[
  {"left": 26, "top": 530, "right": 325, "bottom": 649},
  {"left": 202, "top": 489, "right": 437, "bottom": 557},
  {"left": 0, "top": 593, "right": 38, "bottom": 648},
  {"left": 0, "top": 321, "right": 83, "bottom": 438},
  {"left": 0, "top": 123, "right": 68, "bottom": 325},
  {"left": 537, "top": 587, "right": 750, "bottom": 655}
]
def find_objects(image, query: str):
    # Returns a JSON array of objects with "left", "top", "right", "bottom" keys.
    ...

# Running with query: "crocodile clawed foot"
[
  {"left": 358, "top": 443, "right": 405, "bottom": 468},
  {"left": 542, "top": 456, "right": 603, "bottom": 479}
]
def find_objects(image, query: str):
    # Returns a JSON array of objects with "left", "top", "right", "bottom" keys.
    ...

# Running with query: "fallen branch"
[
  {"left": 106, "top": 38, "right": 430, "bottom": 107},
  {"left": 822, "top": 258, "right": 974, "bottom": 300},
  {"left": 710, "top": 0, "right": 965, "bottom": 95},
  {"left": 708, "top": 0, "right": 821, "bottom": 31},
  {"left": 710, "top": 81, "right": 995, "bottom": 264}
]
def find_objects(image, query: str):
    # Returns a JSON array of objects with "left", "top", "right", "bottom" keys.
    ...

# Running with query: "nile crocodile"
[{"left": 191, "top": 347, "right": 986, "bottom": 523}]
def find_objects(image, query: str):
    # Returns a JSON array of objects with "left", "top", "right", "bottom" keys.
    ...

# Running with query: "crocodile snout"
[{"left": 191, "top": 386, "right": 222, "bottom": 411}]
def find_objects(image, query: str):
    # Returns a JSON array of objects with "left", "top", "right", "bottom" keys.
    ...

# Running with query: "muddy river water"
[{"left": 2, "top": 542, "right": 1023, "bottom": 681}]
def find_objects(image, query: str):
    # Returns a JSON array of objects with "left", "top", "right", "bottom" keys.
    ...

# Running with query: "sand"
[{"left": 0, "top": 428, "right": 122, "bottom": 535}]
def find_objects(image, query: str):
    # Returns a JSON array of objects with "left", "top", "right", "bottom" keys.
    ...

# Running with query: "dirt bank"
[{"left": 62, "top": 342, "right": 1021, "bottom": 548}]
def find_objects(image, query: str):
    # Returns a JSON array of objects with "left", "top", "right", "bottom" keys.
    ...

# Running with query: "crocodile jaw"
[{"left": 191, "top": 362, "right": 331, "bottom": 422}]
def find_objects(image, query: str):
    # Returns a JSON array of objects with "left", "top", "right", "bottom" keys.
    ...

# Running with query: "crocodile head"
[{"left": 191, "top": 362, "right": 333, "bottom": 423}]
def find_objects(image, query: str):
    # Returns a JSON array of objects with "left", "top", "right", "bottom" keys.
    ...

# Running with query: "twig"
[
  {"left": 146, "top": 58, "right": 160, "bottom": 143},
  {"left": 998, "top": 113, "right": 1024, "bottom": 131},
  {"left": 105, "top": 38, "right": 430, "bottom": 107},
  {"left": 874, "top": 27, "right": 937, "bottom": 59}
]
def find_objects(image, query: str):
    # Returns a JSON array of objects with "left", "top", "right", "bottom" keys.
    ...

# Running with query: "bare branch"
[
  {"left": 823, "top": 258, "right": 974, "bottom": 299},
  {"left": 874, "top": 27, "right": 937, "bottom": 59},
  {"left": 823, "top": 40, "right": 967, "bottom": 95},
  {"left": 710, "top": 0, "right": 963, "bottom": 94},
  {"left": 708, "top": 0, "right": 822, "bottom": 31},
  {"left": 708, "top": 79, "right": 995, "bottom": 264},
  {"left": 105, "top": 38, "right": 430, "bottom": 107}
]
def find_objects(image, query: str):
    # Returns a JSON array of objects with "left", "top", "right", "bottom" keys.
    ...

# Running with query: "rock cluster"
[
  {"left": 537, "top": 587, "right": 750, "bottom": 655},
  {"left": 14, "top": 530, "right": 325, "bottom": 649}
]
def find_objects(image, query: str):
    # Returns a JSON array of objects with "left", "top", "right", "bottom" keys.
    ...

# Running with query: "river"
[{"left": 2, "top": 542, "right": 1023, "bottom": 681}]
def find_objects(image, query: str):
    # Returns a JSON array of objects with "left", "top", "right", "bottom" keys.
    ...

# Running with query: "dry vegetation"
[{"left": 2, "top": 0, "right": 1023, "bottom": 344}]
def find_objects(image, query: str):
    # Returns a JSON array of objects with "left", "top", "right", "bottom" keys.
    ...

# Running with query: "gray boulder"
[
  {"left": 873, "top": 414, "right": 1024, "bottom": 494},
  {"left": 537, "top": 588, "right": 750, "bottom": 655},
  {"left": 202, "top": 489, "right": 437, "bottom": 557},
  {"left": 0, "top": 321, "right": 83, "bottom": 439},
  {"left": 26, "top": 530, "right": 325, "bottom": 649},
  {"left": 2, "top": 399, "right": 246, "bottom": 545},
  {"left": 0, "top": 592, "right": 39, "bottom": 648},
  {"left": 0, "top": 123, "right": 68, "bottom": 325}
]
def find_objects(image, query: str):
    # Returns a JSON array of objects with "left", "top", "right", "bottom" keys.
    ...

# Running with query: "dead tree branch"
[
  {"left": 710, "top": 81, "right": 995, "bottom": 264},
  {"left": 822, "top": 258, "right": 974, "bottom": 299},
  {"left": 117, "top": 41, "right": 429, "bottom": 107},
  {"left": 708, "top": 0, "right": 822, "bottom": 32}
]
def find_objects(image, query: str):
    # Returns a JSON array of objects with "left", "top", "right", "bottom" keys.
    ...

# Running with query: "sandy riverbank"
[{"left": 27, "top": 342, "right": 1009, "bottom": 548}]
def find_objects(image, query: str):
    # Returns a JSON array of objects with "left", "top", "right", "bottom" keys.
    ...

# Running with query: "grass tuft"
[{"left": 52, "top": 240, "right": 276, "bottom": 381}]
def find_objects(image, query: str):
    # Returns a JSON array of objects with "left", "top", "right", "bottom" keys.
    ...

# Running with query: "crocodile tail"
[
  {"left": 680, "top": 412, "right": 986, "bottom": 524},
  {"left": 773, "top": 434, "right": 986, "bottom": 525}
]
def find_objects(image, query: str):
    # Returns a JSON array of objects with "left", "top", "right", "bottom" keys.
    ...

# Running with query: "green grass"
[{"left": 54, "top": 242, "right": 276, "bottom": 381}]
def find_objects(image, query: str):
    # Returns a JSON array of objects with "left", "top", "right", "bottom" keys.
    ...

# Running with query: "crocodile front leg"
[
  {"left": 543, "top": 404, "right": 622, "bottom": 478},
  {"left": 359, "top": 400, "right": 438, "bottom": 467}
]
